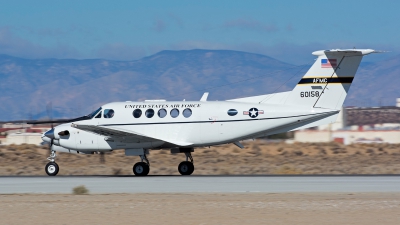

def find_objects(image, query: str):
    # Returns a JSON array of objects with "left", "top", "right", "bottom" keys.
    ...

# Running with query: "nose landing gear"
[{"left": 45, "top": 150, "right": 59, "bottom": 176}]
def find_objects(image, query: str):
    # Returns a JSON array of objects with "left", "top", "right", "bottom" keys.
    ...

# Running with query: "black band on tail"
[{"left": 298, "top": 77, "right": 354, "bottom": 85}]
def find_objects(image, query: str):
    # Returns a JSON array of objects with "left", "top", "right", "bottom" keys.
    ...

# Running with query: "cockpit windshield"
[{"left": 88, "top": 107, "right": 102, "bottom": 119}]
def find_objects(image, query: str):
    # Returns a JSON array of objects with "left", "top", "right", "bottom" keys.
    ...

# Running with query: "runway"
[{"left": 0, "top": 175, "right": 399, "bottom": 194}]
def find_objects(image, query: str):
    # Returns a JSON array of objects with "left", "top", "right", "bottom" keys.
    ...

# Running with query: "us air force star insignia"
[
  {"left": 249, "top": 108, "right": 258, "bottom": 118},
  {"left": 243, "top": 108, "right": 264, "bottom": 118}
]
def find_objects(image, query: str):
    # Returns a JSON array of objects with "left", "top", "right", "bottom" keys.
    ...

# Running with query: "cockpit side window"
[
  {"left": 104, "top": 109, "right": 115, "bottom": 118},
  {"left": 88, "top": 107, "right": 102, "bottom": 119},
  {"left": 95, "top": 111, "right": 102, "bottom": 118}
]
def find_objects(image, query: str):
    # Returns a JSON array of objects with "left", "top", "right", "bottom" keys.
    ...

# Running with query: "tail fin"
[{"left": 284, "top": 49, "right": 376, "bottom": 110}]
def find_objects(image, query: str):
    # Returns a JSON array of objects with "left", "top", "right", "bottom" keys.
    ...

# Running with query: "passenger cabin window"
[
  {"left": 104, "top": 109, "right": 115, "bottom": 118},
  {"left": 145, "top": 109, "right": 154, "bottom": 118},
  {"left": 227, "top": 109, "right": 238, "bottom": 116},
  {"left": 133, "top": 109, "right": 142, "bottom": 118},
  {"left": 95, "top": 111, "right": 102, "bottom": 118},
  {"left": 158, "top": 109, "right": 167, "bottom": 118},
  {"left": 170, "top": 108, "right": 179, "bottom": 118},
  {"left": 183, "top": 108, "right": 192, "bottom": 118}
]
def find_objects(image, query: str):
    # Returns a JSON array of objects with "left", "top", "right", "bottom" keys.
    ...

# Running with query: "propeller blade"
[
  {"left": 27, "top": 115, "right": 90, "bottom": 125},
  {"left": 48, "top": 138, "right": 53, "bottom": 154}
]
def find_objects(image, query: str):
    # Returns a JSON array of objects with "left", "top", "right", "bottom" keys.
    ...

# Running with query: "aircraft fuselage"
[{"left": 48, "top": 100, "right": 336, "bottom": 153}]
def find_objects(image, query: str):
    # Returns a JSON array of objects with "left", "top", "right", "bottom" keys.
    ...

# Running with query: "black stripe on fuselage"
[
  {"left": 98, "top": 111, "right": 336, "bottom": 126},
  {"left": 298, "top": 77, "right": 354, "bottom": 85}
]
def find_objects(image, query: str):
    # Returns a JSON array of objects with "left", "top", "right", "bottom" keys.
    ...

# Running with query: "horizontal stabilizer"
[{"left": 312, "top": 49, "right": 378, "bottom": 56}]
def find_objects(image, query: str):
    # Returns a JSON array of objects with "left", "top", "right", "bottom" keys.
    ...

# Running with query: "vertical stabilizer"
[{"left": 284, "top": 49, "right": 375, "bottom": 110}]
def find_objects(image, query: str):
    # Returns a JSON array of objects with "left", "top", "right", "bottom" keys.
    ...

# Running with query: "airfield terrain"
[
  {"left": 1, "top": 142, "right": 400, "bottom": 224},
  {"left": 1, "top": 140, "right": 400, "bottom": 175}
]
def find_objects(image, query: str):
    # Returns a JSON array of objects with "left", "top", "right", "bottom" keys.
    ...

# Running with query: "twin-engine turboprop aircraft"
[{"left": 29, "top": 49, "right": 378, "bottom": 176}]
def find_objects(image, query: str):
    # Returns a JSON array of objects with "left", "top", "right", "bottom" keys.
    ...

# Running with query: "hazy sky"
[{"left": 0, "top": 0, "right": 397, "bottom": 64}]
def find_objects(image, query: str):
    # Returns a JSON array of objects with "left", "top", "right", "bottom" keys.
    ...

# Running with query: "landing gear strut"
[
  {"left": 133, "top": 152, "right": 150, "bottom": 176},
  {"left": 178, "top": 152, "right": 194, "bottom": 175},
  {"left": 45, "top": 150, "right": 59, "bottom": 176}
]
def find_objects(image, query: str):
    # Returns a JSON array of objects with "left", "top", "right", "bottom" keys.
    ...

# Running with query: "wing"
[{"left": 71, "top": 123, "right": 193, "bottom": 146}]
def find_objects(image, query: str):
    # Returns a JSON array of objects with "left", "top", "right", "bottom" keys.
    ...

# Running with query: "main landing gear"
[
  {"left": 178, "top": 152, "right": 194, "bottom": 175},
  {"left": 45, "top": 150, "right": 59, "bottom": 176},
  {"left": 173, "top": 148, "right": 195, "bottom": 175},
  {"left": 133, "top": 153, "right": 150, "bottom": 176},
  {"left": 129, "top": 148, "right": 195, "bottom": 176}
]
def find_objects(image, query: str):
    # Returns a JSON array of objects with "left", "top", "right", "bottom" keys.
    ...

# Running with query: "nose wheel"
[
  {"left": 45, "top": 162, "right": 59, "bottom": 176},
  {"left": 45, "top": 149, "right": 59, "bottom": 176}
]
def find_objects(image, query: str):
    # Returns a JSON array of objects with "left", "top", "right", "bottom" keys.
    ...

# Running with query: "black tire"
[
  {"left": 45, "top": 162, "right": 59, "bottom": 176},
  {"left": 133, "top": 162, "right": 150, "bottom": 176},
  {"left": 178, "top": 161, "right": 194, "bottom": 175}
]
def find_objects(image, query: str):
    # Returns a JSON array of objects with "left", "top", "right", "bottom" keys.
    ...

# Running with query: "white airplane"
[{"left": 29, "top": 49, "right": 378, "bottom": 176}]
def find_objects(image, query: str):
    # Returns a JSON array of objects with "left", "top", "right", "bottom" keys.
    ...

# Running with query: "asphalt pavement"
[{"left": 0, "top": 175, "right": 399, "bottom": 194}]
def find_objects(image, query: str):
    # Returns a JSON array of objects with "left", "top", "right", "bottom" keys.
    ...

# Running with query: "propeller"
[
  {"left": 49, "top": 136, "right": 53, "bottom": 154},
  {"left": 46, "top": 102, "right": 54, "bottom": 128},
  {"left": 46, "top": 102, "right": 54, "bottom": 154}
]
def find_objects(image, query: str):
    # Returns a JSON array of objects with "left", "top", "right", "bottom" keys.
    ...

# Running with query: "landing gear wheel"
[
  {"left": 133, "top": 162, "right": 150, "bottom": 176},
  {"left": 178, "top": 161, "right": 194, "bottom": 175},
  {"left": 45, "top": 162, "right": 59, "bottom": 176}
]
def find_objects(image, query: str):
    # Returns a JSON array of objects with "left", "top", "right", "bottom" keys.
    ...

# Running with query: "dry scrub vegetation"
[{"left": 0, "top": 140, "right": 400, "bottom": 175}]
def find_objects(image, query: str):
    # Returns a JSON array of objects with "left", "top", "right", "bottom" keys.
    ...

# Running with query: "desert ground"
[
  {"left": 0, "top": 193, "right": 399, "bottom": 225},
  {"left": 0, "top": 140, "right": 400, "bottom": 175},
  {"left": 1, "top": 142, "right": 400, "bottom": 224}
]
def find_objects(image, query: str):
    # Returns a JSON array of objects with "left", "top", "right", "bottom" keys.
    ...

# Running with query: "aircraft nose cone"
[{"left": 44, "top": 129, "right": 55, "bottom": 139}]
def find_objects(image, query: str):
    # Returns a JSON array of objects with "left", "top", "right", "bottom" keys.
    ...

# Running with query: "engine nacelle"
[{"left": 51, "top": 145, "right": 95, "bottom": 154}]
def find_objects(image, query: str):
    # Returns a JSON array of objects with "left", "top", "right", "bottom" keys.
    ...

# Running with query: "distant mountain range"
[{"left": 0, "top": 49, "right": 399, "bottom": 121}]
